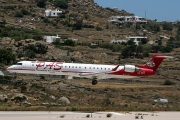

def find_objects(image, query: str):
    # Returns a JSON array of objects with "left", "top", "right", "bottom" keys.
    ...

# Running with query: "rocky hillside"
[{"left": 0, "top": 0, "right": 144, "bottom": 41}]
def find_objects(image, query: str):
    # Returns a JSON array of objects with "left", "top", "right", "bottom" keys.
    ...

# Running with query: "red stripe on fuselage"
[
  {"left": 7, "top": 68, "right": 35, "bottom": 71},
  {"left": 108, "top": 68, "right": 154, "bottom": 76}
]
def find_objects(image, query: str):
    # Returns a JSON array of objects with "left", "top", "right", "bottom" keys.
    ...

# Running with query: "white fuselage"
[{"left": 7, "top": 61, "right": 138, "bottom": 80}]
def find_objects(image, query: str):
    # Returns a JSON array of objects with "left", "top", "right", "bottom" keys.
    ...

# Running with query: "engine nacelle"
[{"left": 124, "top": 65, "right": 139, "bottom": 73}]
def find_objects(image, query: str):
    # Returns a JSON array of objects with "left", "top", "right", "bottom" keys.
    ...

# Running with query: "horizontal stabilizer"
[{"left": 155, "top": 56, "right": 173, "bottom": 59}]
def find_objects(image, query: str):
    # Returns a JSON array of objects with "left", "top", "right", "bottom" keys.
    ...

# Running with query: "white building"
[
  {"left": 43, "top": 35, "right": 61, "bottom": 43},
  {"left": 45, "top": 9, "right": 62, "bottom": 17},
  {"left": 110, "top": 36, "right": 147, "bottom": 45},
  {"left": 108, "top": 16, "right": 147, "bottom": 23},
  {"left": 110, "top": 37, "right": 127, "bottom": 44}
]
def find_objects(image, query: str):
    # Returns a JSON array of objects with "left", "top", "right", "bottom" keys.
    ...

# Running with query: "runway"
[{"left": 0, "top": 111, "right": 180, "bottom": 120}]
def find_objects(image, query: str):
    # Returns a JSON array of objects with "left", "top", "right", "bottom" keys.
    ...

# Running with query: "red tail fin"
[{"left": 138, "top": 54, "right": 172, "bottom": 71}]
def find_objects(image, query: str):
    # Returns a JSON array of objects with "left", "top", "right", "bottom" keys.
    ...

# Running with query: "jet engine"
[{"left": 124, "top": 65, "right": 140, "bottom": 73}]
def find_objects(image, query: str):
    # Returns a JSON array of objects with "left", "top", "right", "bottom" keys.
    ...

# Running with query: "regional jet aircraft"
[{"left": 7, "top": 54, "right": 172, "bottom": 85}]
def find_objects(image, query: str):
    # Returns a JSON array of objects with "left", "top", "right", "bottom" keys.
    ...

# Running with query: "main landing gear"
[{"left": 92, "top": 77, "right": 98, "bottom": 85}]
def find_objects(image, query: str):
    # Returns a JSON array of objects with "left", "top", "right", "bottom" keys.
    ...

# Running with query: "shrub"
[
  {"left": 0, "top": 48, "right": 16, "bottom": 65},
  {"left": 25, "top": 49, "right": 36, "bottom": 59},
  {"left": 21, "top": 8, "right": 30, "bottom": 15},
  {"left": 163, "top": 80, "right": 175, "bottom": 85},
  {"left": 0, "top": 21, "right": 6, "bottom": 27},
  {"left": 37, "top": 0, "right": 46, "bottom": 8},
  {"left": 61, "top": 35, "right": 68, "bottom": 39},
  {"left": 162, "top": 22, "right": 173, "bottom": 31},
  {"left": 96, "top": 26, "right": 103, "bottom": 31},
  {"left": 20, "top": 85, "right": 27, "bottom": 93},
  {"left": 5, "top": 6, "right": 15, "bottom": 10},
  {"left": 53, "top": 0, "right": 68, "bottom": 9},
  {"left": 0, "top": 26, "right": 43, "bottom": 41},
  {"left": 40, "top": 75, "right": 45, "bottom": 80},
  {"left": 73, "top": 19, "right": 83, "bottom": 30},
  {"left": 144, "top": 22, "right": 160, "bottom": 32},
  {"left": 14, "top": 11, "right": 24, "bottom": 17},
  {"left": 86, "top": 114, "right": 90, "bottom": 118},
  {"left": 64, "top": 40, "right": 76, "bottom": 46},
  {"left": 84, "top": 14, "right": 89, "bottom": 20},
  {"left": 43, "top": 18, "right": 50, "bottom": 23},
  {"left": 107, "top": 113, "right": 112, "bottom": 118},
  {"left": 71, "top": 107, "right": 77, "bottom": 111},
  {"left": 33, "top": 35, "right": 42, "bottom": 41}
]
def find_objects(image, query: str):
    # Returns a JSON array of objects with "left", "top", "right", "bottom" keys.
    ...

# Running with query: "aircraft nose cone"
[
  {"left": 7, "top": 67, "right": 10, "bottom": 71},
  {"left": 7, "top": 66, "right": 13, "bottom": 72}
]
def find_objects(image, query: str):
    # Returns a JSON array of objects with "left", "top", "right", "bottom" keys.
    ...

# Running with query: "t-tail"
[{"left": 138, "top": 54, "right": 173, "bottom": 71}]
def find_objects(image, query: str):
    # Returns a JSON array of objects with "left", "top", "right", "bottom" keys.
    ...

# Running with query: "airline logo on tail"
[
  {"left": 138, "top": 54, "right": 173, "bottom": 71},
  {"left": 147, "top": 61, "right": 155, "bottom": 67}
]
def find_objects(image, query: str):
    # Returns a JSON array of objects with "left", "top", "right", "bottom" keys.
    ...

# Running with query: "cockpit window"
[{"left": 16, "top": 63, "right": 22, "bottom": 65}]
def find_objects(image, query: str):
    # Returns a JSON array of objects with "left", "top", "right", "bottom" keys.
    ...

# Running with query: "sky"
[{"left": 94, "top": 0, "right": 180, "bottom": 22}]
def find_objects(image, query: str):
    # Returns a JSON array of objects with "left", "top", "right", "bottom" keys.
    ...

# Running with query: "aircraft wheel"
[{"left": 92, "top": 80, "right": 98, "bottom": 85}]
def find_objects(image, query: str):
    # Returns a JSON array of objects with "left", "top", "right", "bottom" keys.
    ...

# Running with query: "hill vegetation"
[{"left": 0, "top": 0, "right": 179, "bottom": 61}]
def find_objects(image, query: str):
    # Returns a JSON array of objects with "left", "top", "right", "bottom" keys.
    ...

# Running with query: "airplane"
[{"left": 7, "top": 54, "right": 172, "bottom": 85}]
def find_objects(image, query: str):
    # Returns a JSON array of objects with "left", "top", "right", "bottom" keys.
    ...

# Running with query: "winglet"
[{"left": 112, "top": 65, "right": 120, "bottom": 71}]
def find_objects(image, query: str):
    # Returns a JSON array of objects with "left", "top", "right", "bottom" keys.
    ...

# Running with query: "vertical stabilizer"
[{"left": 138, "top": 54, "right": 172, "bottom": 71}]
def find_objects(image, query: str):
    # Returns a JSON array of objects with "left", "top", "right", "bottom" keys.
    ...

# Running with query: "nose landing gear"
[{"left": 92, "top": 80, "right": 98, "bottom": 85}]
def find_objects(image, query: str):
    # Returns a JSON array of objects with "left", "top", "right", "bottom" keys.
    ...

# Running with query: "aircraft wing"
[
  {"left": 77, "top": 65, "right": 119, "bottom": 79},
  {"left": 78, "top": 72, "right": 106, "bottom": 76},
  {"left": 78, "top": 72, "right": 108, "bottom": 80}
]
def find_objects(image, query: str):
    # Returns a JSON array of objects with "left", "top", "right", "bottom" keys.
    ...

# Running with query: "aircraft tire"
[{"left": 92, "top": 80, "right": 98, "bottom": 85}]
